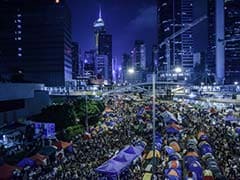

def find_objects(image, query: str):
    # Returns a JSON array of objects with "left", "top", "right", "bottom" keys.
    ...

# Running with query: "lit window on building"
[
  {"left": 17, "top": 19, "right": 21, "bottom": 23},
  {"left": 18, "top": 47, "right": 22, "bottom": 51},
  {"left": 18, "top": 53, "right": 22, "bottom": 57},
  {"left": 56, "top": 0, "right": 60, "bottom": 3},
  {"left": 17, "top": 14, "right": 22, "bottom": 17},
  {"left": 18, "top": 37, "right": 22, "bottom": 40},
  {"left": 17, "top": 25, "right": 22, "bottom": 28},
  {"left": 18, "top": 31, "right": 22, "bottom": 34}
]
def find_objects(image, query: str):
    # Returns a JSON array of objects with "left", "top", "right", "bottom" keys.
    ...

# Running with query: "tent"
[
  {"left": 17, "top": 158, "right": 35, "bottom": 168},
  {"left": 188, "top": 161, "right": 203, "bottom": 180},
  {"left": 169, "top": 141, "right": 181, "bottom": 152},
  {"left": 0, "top": 164, "right": 18, "bottom": 180},
  {"left": 53, "top": 141, "right": 72, "bottom": 150},
  {"left": 145, "top": 150, "right": 161, "bottom": 160},
  {"left": 39, "top": 146, "right": 57, "bottom": 157},
  {"left": 30, "top": 153, "right": 48, "bottom": 165},
  {"left": 166, "top": 127, "right": 179, "bottom": 134},
  {"left": 165, "top": 146, "right": 175, "bottom": 156},
  {"left": 143, "top": 173, "right": 152, "bottom": 180},
  {"left": 96, "top": 145, "right": 144, "bottom": 176}
]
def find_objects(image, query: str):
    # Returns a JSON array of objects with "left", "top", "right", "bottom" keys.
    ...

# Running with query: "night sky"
[{"left": 68, "top": 0, "right": 157, "bottom": 63}]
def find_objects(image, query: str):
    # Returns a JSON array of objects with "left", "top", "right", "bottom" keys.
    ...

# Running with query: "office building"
[
  {"left": 157, "top": 0, "right": 182, "bottom": 72},
  {"left": 93, "top": 7, "right": 112, "bottom": 84},
  {"left": 181, "top": 0, "right": 194, "bottom": 69},
  {"left": 72, "top": 42, "right": 81, "bottom": 79},
  {"left": 95, "top": 55, "right": 108, "bottom": 81},
  {"left": 83, "top": 50, "right": 96, "bottom": 77},
  {"left": 0, "top": 0, "right": 73, "bottom": 86},
  {"left": 224, "top": 0, "right": 240, "bottom": 84},
  {"left": 132, "top": 40, "right": 146, "bottom": 71}
]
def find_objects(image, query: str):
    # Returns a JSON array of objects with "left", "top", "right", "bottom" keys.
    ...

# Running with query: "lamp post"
[
  {"left": 127, "top": 68, "right": 135, "bottom": 84},
  {"left": 152, "top": 72, "right": 156, "bottom": 176},
  {"left": 174, "top": 67, "right": 182, "bottom": 81}
]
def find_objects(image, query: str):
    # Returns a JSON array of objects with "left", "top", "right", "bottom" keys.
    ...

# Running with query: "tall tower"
[
  {"left": 181, "top": 0, "right": 193, "bottom": 69},
  {"left": 93, "top": 6, "right": 112, "bottom": 84},
  {"left": 157, "top": 0, "right": 182, "bottom": 72}
]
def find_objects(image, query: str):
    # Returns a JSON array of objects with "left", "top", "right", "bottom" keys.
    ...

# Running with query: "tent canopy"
[
  {"left": 39, "top": 146, "right": 57, "bottom": 156},
  {"left": 96, "top": 145, "right": 144, "bottom": 176},
  {"left": 53, "top": 141, "right": 72, "bottom": 149},
  {"left": 17, "top": 158, "right": 35, "bottom": 168}
]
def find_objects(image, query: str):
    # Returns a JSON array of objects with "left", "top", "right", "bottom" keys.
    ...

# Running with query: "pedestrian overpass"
[{"left": 102, "top": 81, "right": 186, "bottom": 96}]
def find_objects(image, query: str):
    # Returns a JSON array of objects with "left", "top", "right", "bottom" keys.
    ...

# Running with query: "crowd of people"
[{"left": 4, "top": 93, "right": 240, "bottom": 179}]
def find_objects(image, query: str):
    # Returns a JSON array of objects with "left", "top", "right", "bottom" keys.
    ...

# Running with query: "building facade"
[
  {"left": 132, "top": 40, "right": 146, "bottom": 71},
  {"left": 0, "top": 0, "right": 73, "bottom": 86},
  {"left": 181, "top": 0, "right": 194, "bottom": 69},
  {"left": 157, "top": 0, "right": 182, "bottom": 72},
  {"left": 93, "top": 8, "right": 112, "bottom": 84},
  {"left": 72, "top": 42, "right": 81, "bottom": 79},
  {"left": 224, "top": 0, "right": 240, "bottom": 84}
]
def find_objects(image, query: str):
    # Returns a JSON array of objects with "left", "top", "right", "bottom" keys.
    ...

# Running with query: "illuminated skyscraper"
[
  {"left": 0, "top": 0, "right": 72, "bottom": 86},
  {"left": 93, "top": 7, "right": 112, "bottom": 84}
]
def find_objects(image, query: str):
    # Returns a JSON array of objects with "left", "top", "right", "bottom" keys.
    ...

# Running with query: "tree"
[{"left": 31, "top": 104, "right": 76, "bottom": 131}]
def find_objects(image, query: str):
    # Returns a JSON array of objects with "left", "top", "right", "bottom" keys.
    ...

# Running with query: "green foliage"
[
  {"left": 73, "top": 98, "right": 105, "bottom": 126},
  {"left": 31, "top": 104, "right": 76, "bottom": 131},
  {"left": 31, "top": 98, "right": 105, "bottom": 131},
  {"left": 65, "top": 124, "right": 84, "bottom": 140}
]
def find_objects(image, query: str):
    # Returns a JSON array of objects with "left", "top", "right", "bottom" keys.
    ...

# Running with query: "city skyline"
[{"left": 68, "top": 0, "right": 157, "bottom": 62}]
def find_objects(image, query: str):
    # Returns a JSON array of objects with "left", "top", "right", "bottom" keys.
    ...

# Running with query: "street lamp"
[
  {"left": 127, "top": 68, "right": 135, "bottom": 84},
  {"left": 174, "top": 67, "right": 182, "bottom": 73},
  {"left": 127, "top": 68, "right": 135, "bottom": 74},
  {"left": 174, "top": 67, "right": 182, "bottom": 82}
]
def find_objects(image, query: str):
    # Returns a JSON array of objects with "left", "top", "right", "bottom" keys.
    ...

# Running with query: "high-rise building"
[
  {"left": 0, "top": 0, "right": 72, "bottom": 86},
  {"left": 95, "top": 55, "right": 108, "bottom": 81},
  {"left": 157, "top": 0, "right": 195, "bottom": 72},
  {"left": 93, "top": 7, "right": 112, "bottom": 84},
  {"left": 132, "top": 40, "right": 146, "bottom": 71},
  {"left": 224, "top": 0, "right": 240, "bottom": 84},
  {"left": 157, "top": 0, "right": 182, "bottom": 72},
  {"left": 83, "top": 50, "right": 96, "bottom": 77},
  {"left": 72, "top": 42, "right": 81, "bottom": 79},
  {"left": 181, "top": 0, "right": 194, "bottom": 69},
  {"left": 206, "top": 0, "right": 240, "bottom": 84}
]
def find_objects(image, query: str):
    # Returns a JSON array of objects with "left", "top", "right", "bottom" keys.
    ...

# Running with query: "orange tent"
[
  {"left": 168, "top": 160, "right": 180, "bottom": 169},
  {"left": 0, "top": 164, "right": 18, "bottom": 180},
  {"left": 197, "top": 131, "right": 205, "bottom": 140},
  {"left": 169, "top": 141, "right": 181, "bottom": 152},
  {"left": 186, "top": 151, "right": 199, "bottom": 157},
  {"left": 168, "top": 169, "right": 179, "bottom": 177},
  {"left": 53, "top": 141, "right": 72, "bottom": 150},
  {"left": 30, "top": 153, "right": 48, "bottom": 166}
]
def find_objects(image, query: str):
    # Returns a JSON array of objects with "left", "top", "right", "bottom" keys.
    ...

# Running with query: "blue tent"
[
  {"left": 166, "top": 127, "right": 179, "bottom": 134},
  {"left": 96, "top": 145, "right": 144, "bottom": 176},
  {"left": 165, "top": 146, "right": 175, "bottom": 156},
  {"left": 17, "top": 158, "right": 35, "bottom": 168},
  {"left": 188, "top": 161, "right": 203, "bottom": 180}
]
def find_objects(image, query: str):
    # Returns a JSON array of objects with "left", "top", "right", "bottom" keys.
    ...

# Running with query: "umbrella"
[{"left": 17, "top": 158, "right": 35, "bottom": 168}]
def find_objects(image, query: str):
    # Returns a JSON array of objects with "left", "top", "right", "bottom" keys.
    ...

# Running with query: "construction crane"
[{"left": 159, "top": 15, "right": 208, "bottom": 74}]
